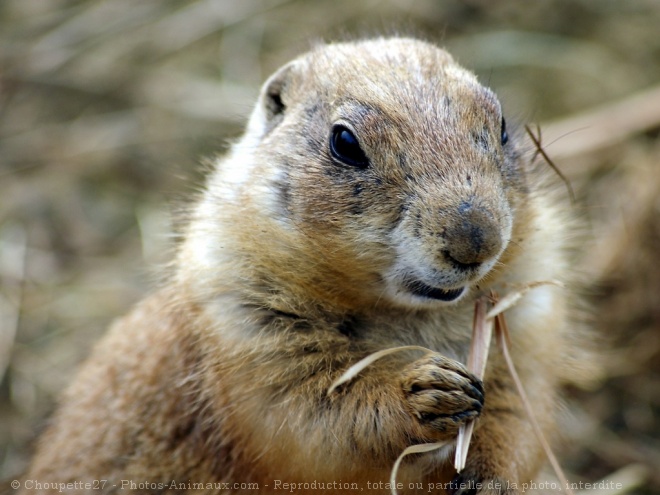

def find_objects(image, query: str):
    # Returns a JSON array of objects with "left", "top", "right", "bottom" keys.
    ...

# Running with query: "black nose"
[{"left": 444, "top": 203, "right": 502, "bottom": 269}]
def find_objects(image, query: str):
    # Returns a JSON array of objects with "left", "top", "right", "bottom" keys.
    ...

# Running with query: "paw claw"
[{"left": 402, "top": 353, "right": 484, "bottom": 436}]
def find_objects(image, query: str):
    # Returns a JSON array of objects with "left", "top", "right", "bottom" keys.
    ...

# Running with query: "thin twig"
[
  {"left": 494, "top": 310, "right": 575, "bottom": 495},
  {"left": 526, "top": 124, "right": 576, "bottom": 204}
]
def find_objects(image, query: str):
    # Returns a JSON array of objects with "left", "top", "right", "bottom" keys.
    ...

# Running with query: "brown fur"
[{"left": 21, "top": 38, "right": 586, "bottom": 494}]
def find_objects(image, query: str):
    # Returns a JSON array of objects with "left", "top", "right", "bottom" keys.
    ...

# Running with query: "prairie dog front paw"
[{"left": 402, "top": 353, "right": 484, "bottom": 437}]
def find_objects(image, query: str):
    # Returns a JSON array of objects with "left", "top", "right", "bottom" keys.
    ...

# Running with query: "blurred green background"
[{"left": 1, "top": 0, "right": 659, "bottom": 492}]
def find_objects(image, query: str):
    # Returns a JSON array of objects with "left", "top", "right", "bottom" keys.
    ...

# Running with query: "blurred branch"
[
  {"left": 0, "top": 224, "right": 27, "bottom": 385},
  {"left": 541, "top": 84, "right": 660, "bottom": 165}
]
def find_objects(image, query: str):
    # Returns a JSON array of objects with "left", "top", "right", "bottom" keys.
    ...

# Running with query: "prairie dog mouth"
[{"left": 404, "top": 279, "right": 466, "bottom": 302}]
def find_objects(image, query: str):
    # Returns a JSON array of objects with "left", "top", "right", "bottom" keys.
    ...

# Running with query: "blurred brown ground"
[{"left": 0, "top": 0, "right": 658, "bottom": 493}]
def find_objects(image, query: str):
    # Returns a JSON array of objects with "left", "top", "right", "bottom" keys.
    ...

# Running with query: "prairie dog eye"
[
  {"left": 330, "top": 125, "right": 369, "bottom": 168},
  {"left": 501, "top": 117, "right": 509, "bottom": 145}
]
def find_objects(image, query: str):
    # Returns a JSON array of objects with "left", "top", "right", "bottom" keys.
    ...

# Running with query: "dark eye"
[
  {"left": 501, "top": 117, "right": 509, "bottom": 145},
  {"left": 329, "top": 125, "right": 369, "bottom": 168}
]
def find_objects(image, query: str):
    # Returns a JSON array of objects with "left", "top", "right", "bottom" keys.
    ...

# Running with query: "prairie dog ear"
[{"left": 260, "top": 61, "right": 298, "bottom": 126}]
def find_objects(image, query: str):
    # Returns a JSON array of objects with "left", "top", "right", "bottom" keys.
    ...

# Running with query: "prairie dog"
[{"left": 22, "top": 38, "right": 584, "bottom": 494}]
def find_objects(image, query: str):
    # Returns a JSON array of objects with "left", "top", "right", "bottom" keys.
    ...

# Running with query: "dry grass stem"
[
  {"left": 494, "top": 310, "right": 575, "bottom": 495},
  {"left": 327, "top": 346, "right": 433, "bottom": 396},
  {"left": 389, "top": 442, "right": 449, "bottom": 495},
  {"left": 454, "top": 296, "right": 493, "bottom": 472},
  {"left": 485, "top": 280, "right": 563, "bottom": 320}
]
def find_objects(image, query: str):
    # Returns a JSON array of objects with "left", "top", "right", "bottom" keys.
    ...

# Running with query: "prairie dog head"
[{"left": 198, "top": 38, "right": 528, "bottom": 312}]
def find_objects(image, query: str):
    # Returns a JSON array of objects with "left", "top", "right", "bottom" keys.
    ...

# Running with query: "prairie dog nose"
[{"left": 444, "top": 202, "right": 503, "bottom": 268}]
